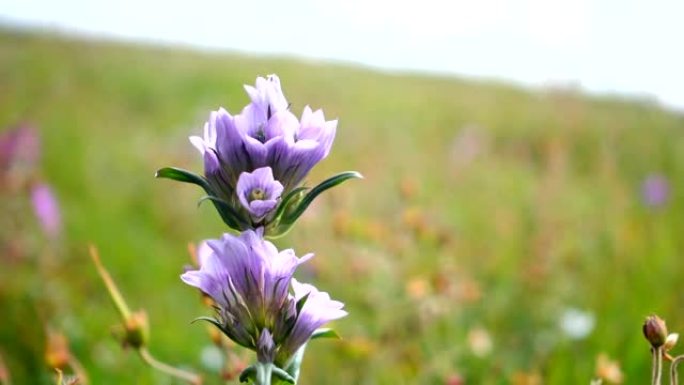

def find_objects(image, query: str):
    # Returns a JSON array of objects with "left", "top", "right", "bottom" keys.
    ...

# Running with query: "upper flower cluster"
[
  {"left": 190, "top": 75, "right": 336, "bottom": 195},
  {"left": 157, "top": 74, "right": 360, "bottom": 237}
]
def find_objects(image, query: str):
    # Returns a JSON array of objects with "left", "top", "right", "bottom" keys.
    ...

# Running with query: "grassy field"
[{"left": 1, "top": 28, "right": 683, "bottom": 384}]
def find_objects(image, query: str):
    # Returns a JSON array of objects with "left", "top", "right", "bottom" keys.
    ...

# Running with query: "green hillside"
[{"left": 1, "top": 28, "right": 683, "bottom": 384}]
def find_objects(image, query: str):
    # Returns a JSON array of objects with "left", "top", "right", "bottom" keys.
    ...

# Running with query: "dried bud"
[
  {"left": 123, "top": 310, "right": 149, "bottom": 349},
  {"left": 665, "top": 333, "right": 679, "bottom": 351},
  {"left": 643, "top": 315, "right": 668, "bottom": 348},
  {"left": 45, "top": 330, "right": 71, "bottom": 370}
]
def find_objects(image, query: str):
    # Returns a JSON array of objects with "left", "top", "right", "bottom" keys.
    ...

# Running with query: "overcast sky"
[{"left": 2, "top": 0, "right": 683, "bottom": 110}]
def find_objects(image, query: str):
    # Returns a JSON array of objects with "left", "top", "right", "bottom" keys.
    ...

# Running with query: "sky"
[{"left": 2, "top": 0, "right": 684, "bottom": 111}]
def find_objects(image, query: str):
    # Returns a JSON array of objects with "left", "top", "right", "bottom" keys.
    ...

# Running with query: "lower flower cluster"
[{"left": 181, "top": 229, "right": 347, "bottom": 368}]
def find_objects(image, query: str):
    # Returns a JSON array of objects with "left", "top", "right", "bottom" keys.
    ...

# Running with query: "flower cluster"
[
  {"left": 158, "top": 74, "right": 359, "bottom": 237},
  {"left": 181, "top": 230, "right": 346, "bottom": 367},
  {"left": 159, "top": 75, "right": 358, "bottom": 384}
]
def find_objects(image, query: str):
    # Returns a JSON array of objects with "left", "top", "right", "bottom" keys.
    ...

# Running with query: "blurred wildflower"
[
  {"left": 45, "top": 329, "right": 71, "bottom": 370},
  {"left": 595, "top": 353, "right": 624, "bottom": 384},
  {"left": 0, "top": 351, "right": 9, "bottom": 385},
  {"left": 444, "top": 373, "right": 464, "bottom": 385},
  {"left": 449, "top": 124, "right": 489, "bottom": 171},
  {"left": 181, "top": 229, "right": 346, "bottom": 367},
  {"left": 332, "top": 210, "right": 352, "bottom": 238},
  {"left": 199, "top": 345, "right": 223, "bottom": 373},
  {"left": 643, "top": 315, "right": 668, "bottom": 348},
  {"left": 236, "top": 167, "right": 283, "bottom": 222},
  {"left": 31, "top": 183, "right": 61, "bottom": 239},
  {"left": 399, "top": 176, "right": 418, "bottom": 201},
  {"left": 510, "top": 370, "right": 542, "bottom": 385},
  {"left": 641, "top": 174, "right": 669, "bottom": 208},
  {"left": 0, "top": 125, "right": 40, "bottom": 187},
  {"left": 559, "top": 307, "right": 595, "bottom": 340},
  {"left": 406, "top": 276, "right": 430, "bottom": 301},
  {"left": 467, "top": 327, "right": 493, "bottom": 358},
  {"left": 401, "top": 207, "right": 428, "bottom": 237},
  {"left": 455, "top": 277, "right": 482, "bottom": 304}
]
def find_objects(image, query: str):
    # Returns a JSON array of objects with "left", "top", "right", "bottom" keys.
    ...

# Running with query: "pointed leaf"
[
  {"left": 282, "top": 171, "right": 362, "bottom": 227},
  {"left": 197, "top": 195, "right": 249, "bottom": 231},
  {"left": 284, "top": 344, "right": 307, "bottom": 383},
  {"left": 295, "top": 292, "right": 310, "bottom": 316},
  {"left": 310, "top": 328, "right": 340, "bottom": 340},
  {"left": 271, "top": 366, "right": 296, "bottom": 384},
  {"left": 191, "top": 316, "right": 224, "bottom": 330},
  {"left": 272, "top": 186, "right": 308, "bottom": 221},
  {"left": 156, "top": 168, "right": 250, "bottom": 231},
  {"left": 155, "top": 167, "right": 212, "bottom": 192}
]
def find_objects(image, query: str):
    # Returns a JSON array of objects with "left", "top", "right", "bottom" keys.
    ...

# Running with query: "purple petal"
[
  {"left": 278, "top": 278, "right": 347, "bottom": 361},
  {"left": 248, "top": 199, "right": 278, "bottom": 218},
  {"left": 236, "top": 167, "right": 284, "bottom": 220},
  {"left": 642, "top": 174, "right": 669, "bottom": 208},
  {"left": 31, "top": 183, "right": 61, "bottom": 239}
]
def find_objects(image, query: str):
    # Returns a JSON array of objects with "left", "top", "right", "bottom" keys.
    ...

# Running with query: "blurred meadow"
[{"left": 1, "top": 28, "right": 684, "bottom": 384}]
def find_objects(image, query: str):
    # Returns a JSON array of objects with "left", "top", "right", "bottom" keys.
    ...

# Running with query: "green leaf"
[
  {"left": 197, "top": 195, "right": 249, "bottom": 231},
  {"left": 191, "top": 316, "right": 223, "bottom": 330},
  {"left": 295, "top": 292, "right": 310, "bottom": 316},
  {"left": 284, "top": 344, "right": 306, "bottom": 383},
  {"left": 156, "top": 167, "right": 249, "bottom": 231},
  {"left": 239, "top": 363, "right": 295, "bottom": 385},
  {"left": 310, "top": 328, "right": 340, "bottom": 340},
  {"left": 271, "top": 366, "right": 296, "bottom": 384},
  {"left": 155, "top": 167, "right": 212, "bottom": 192},
  {"left": 273, "top": 186, "right": 309, "bottom": 221},
  {"left": 279, "top": 171, "right": 363, "bottom": 234}
]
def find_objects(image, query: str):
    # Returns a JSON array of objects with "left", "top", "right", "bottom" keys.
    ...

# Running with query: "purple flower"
[
  {"left": 0, "top": 125, "right": 41, "bottom": 184},
  {"left": 642, "top": 174, "right": 669, "bottom": 208},
  {"left": 276, "top": 278, "right": 347, "bottom": 364},
  {"left": 268, "top": 106, "right": 337, "bottom": 191},
  {"left": 236, "top": 167, "right": 284, "bottom": 222},
  {"left": 31, "top": 183, "right": 61, "bottom": 239},
  {"left": 181, "top": 229, "right": 345, "bottom": 365},
  {"left": 189, "top": 74, "right": 337, "bottom": 199}
]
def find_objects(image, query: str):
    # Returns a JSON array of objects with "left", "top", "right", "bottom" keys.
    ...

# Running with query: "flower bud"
[
  {"left": 256, "top": 329, "right": 276, "bottom": 364},
  {"left": 643, "top": 315, "right": 668, "bottom": 348},
  {"left": 123, "top": 310, "right": 149, "bottom": 349},
  {"left": 45, "top": 330, "right": 70, "bottom": 370}
]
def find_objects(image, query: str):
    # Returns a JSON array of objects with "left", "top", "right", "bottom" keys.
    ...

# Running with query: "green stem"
[
  {"left": 670, "top": 355, "right": 684, "bottom": 385},
  {"left": 653, "top": 347, "right": 663, "bottom": 385},
  {"left": 138, "top": 348, "right": 202, "bottom": 385},
  {"left": 255, "top": 362, "right": 272, "bottom": 385},
  {"left": 89, "top": 245, "right": 131, "bottom": 320}
]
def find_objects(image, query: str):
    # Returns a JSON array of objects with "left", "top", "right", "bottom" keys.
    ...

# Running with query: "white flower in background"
[
  {"left": 559, "top": 307, "right": 595, "bottom": 340},
  {"left": 467, "top": 326, "right": 493, "bottom": 358}
]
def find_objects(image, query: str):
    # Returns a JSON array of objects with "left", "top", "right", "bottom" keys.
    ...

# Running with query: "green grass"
[{"left": 1, "top": 27, "right": 683, "bottom": 384}]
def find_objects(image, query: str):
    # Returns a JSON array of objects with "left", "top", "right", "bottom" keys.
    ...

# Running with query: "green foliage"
[{"left": 1, "top": 27, "right": 684, "bottom": 384}]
